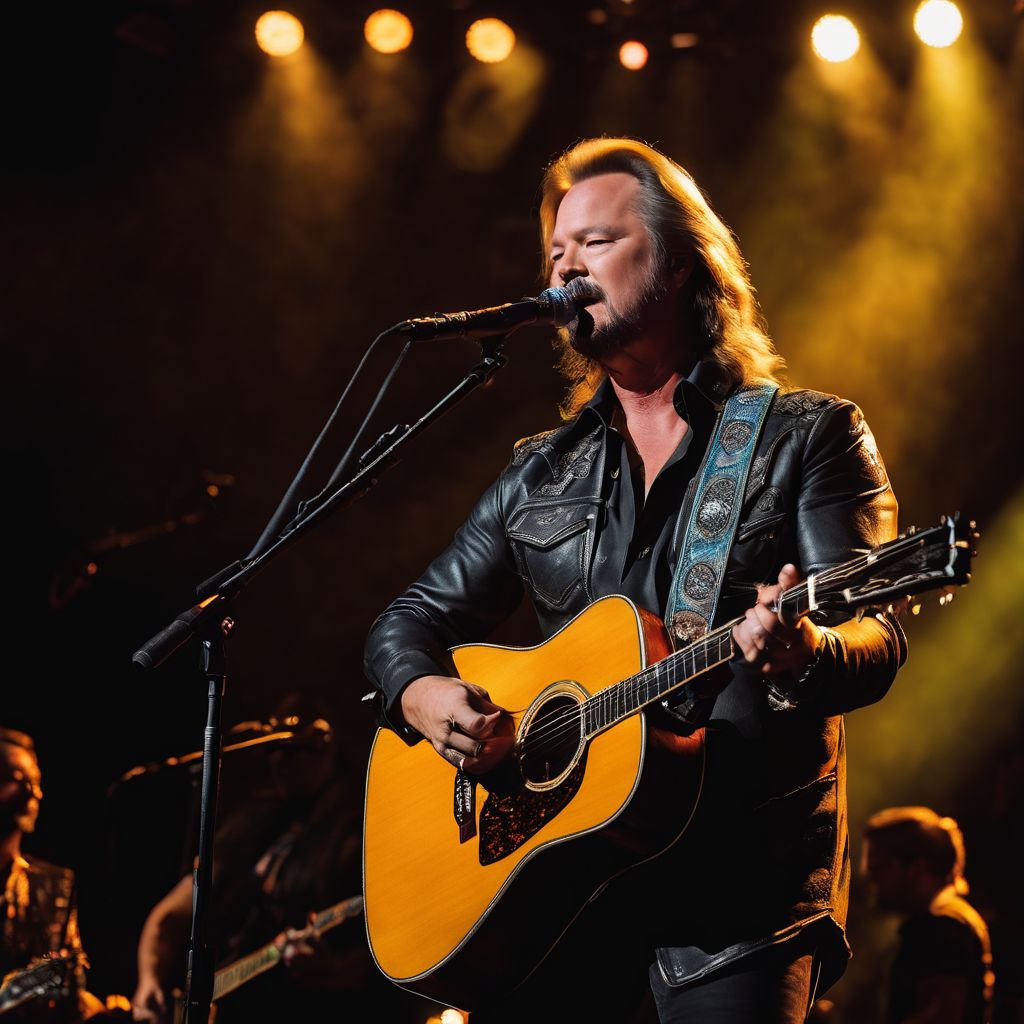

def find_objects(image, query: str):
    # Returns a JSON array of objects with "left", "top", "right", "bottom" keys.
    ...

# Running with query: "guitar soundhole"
[{"left": 518, "top": 693, "right": 583, "bottom": 787}]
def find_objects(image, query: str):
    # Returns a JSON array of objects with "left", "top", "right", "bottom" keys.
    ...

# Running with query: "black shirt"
[
  {"left": 888, "top": 888, "right": 993, "bottom": 1024},
  {"left": 580, "top": 362, "right": 721, "bottom": 620}
]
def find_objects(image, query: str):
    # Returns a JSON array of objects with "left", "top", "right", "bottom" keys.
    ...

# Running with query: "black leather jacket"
[{"left": 364, "top": 363, "right": 907, "bottom": 991}]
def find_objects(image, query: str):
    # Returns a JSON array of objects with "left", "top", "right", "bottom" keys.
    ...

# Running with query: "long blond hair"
[{"left": 539, "top": 138, "right": 784, "bottom": 417}]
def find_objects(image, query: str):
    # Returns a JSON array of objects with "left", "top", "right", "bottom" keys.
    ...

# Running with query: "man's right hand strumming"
[{"left": 399, "top": 676, "right": 513, "bottom": 774}]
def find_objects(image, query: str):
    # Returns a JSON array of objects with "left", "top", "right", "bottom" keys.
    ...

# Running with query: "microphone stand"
[
  {"left": 108, "top": 727, "right": 300, "bottom": 791},
  {"left": 131, "top": 334, "right": 509, "bottom": 1024},
  {"left": 107, "top": 726, "right": 309, "bottom": 880}
]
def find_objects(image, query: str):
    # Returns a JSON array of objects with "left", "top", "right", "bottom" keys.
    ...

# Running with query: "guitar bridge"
[{"left": 453, "top": 769, "right": 477, "bottom": 844}]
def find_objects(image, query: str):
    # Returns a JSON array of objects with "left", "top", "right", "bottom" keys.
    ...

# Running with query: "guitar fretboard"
[
  {"left": 212, "top": 946, "right": 281, "bottom": 1002},
  {"left": 212, "top": 895, "right": 363, "bottom": 1002},
  {"left": 577, "top": 523, "right": 957, "bottom": 738},
  {"left": 582, "top": 622, "right": 736, "bottom": 736},
  {"left": 578, "top": 570, "right": 830, "bottom": 737}
]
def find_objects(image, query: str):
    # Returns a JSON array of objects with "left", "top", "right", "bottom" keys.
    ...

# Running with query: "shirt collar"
[{"left": 582, "top": 358, "right": 730, "bottom": 431}]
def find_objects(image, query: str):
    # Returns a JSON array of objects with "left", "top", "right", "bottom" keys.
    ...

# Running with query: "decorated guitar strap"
[{"left": 664, "top": 382, "right": 778, "bottom": 661}]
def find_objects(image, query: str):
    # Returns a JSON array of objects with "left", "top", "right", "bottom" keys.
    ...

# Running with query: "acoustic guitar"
[{"left": 364, "top": 515, "right": 977, "bottom": 1010}]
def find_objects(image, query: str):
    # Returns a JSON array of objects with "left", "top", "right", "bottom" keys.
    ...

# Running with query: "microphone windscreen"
[{"left": 536, "top": 286, "right": 578, "bottom": 328}]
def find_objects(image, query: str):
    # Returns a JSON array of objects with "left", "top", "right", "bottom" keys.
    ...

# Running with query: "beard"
[
  {"left": 1, "top": 804, "right": 37, "bottom": 836},
  {"left": 564, "top": 256, "right": 670, "bottom": 362}
]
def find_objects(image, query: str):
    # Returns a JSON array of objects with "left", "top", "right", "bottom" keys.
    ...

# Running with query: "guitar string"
[
  {"left": 517, "top": 601, "right": 787, "bottom": 749},
  {"left": 512, "top": 533, "right": 930, "bottom": 751},
  {"left": 519, "top": 626, "right": 736, "bottom": 750},
  {"left": 215, "top": 898, "right": 361, "bottom": 996},
  {"left": 513, "top": 603, "right": 780, "bottom": 749},
  {"left": 513, "top": 560, "right": 830, "bottom": 749},
  {"left": 517, "top": 524, "right": 945, "bottom": 751}
]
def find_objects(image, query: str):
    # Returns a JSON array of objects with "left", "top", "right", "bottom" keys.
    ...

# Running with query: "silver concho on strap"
[
  {"left": 683, "top": 562, "right": 717, "bottom": 602},
  {"left": 696, "top": 477, "right": 736, "bottom": 539},
  {"left": 720, "top": 419, "right": 754, "bottom": 454},
  {"left": 670, "top": 610, "right": 708, "bottom": 646}
]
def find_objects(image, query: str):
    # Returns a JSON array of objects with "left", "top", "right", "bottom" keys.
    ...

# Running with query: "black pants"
[
  {"left": 475, "top": 935, "right": 821, "bottom": 1023},
  {"left": 648, "top": 941, "right": 822, "bottom": 1024}
]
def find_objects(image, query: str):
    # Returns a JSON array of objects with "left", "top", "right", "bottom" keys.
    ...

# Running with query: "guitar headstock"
[
  {"left": 809, "top": 513, "right": 979, "bottom": 619},
  {"left": 0, "top": 954, "right": 79, "bottom": 1012}
]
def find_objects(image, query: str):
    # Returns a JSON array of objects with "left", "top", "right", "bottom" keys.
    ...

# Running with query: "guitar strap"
[{"left": 664, "top": 382, "right": 778, "bottom": 647}]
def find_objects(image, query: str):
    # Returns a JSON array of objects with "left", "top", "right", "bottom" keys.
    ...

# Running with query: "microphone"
[{"left": 393, "top": 278, "right": 599, "bottom": 342}]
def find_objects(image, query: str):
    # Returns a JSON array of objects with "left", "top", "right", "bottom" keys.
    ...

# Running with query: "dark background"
[{"left": 4, "top": 1, "right": 1023, "bottom": 1020}]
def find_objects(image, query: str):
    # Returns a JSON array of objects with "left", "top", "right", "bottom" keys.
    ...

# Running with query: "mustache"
[{"left": 564, "top": 276, "right": 605, "bottom": 307}]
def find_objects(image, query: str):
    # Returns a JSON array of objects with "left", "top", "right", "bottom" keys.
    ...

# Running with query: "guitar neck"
[
  {"left": 211, "top": 943, "right": 281, "bottom": 1003},
  {"left": 583, "top": 621, "right": 737, "bottom": 736},
  {"left": 212, "top": 895, "right": 363, "bottom": 1003},
  {"left": 583, "top": 575, "right": 825, "bottom": 736},
  {"left": 312, "top": 894, "right": 364, "bottom": 933}
]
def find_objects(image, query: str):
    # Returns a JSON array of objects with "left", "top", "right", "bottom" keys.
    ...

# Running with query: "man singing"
[{"left": 364, "top": 138, "right": 907, "bottom": 1022}]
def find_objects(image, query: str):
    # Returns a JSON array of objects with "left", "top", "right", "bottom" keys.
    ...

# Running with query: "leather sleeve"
[
  {"left": 790, "top": 400, "right": 908, "bottom": 715},
  {"left": 363, "top": 470, "right": 524, "bottom": 740}
]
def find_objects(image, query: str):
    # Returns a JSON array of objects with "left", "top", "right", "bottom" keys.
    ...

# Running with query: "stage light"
[
  {"left": 671, "top": 32, "right": 700, "bottom": 49},
  {"left": 811, "top": 15, "right": 860, "bottom": 63},
  {"left": 254, "top": 11, "right": 304, "bottom": 57},
  {"left": 466, "top": 18, "right": 515, "bottom": 64},
  {"left": 618, "top": 41, "right": 648, "bottom": 70},
  {"left": 364, "top": 9, "right": 413, "bottom": 54},
  {"left": 914, "top": 1, "right": 963, "bottom": 47},
  {"left": 439, "top": 1011, "right": 466, "bottom": 1024}
]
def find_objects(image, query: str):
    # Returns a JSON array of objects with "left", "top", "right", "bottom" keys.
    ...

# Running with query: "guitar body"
[{"left": 363, "top": 595, "right": 705, "bottom": 1011}]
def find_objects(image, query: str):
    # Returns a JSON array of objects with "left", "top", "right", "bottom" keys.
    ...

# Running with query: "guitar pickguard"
[{"left": 478, "top": 752, "right": 587, "bottom": 865}]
